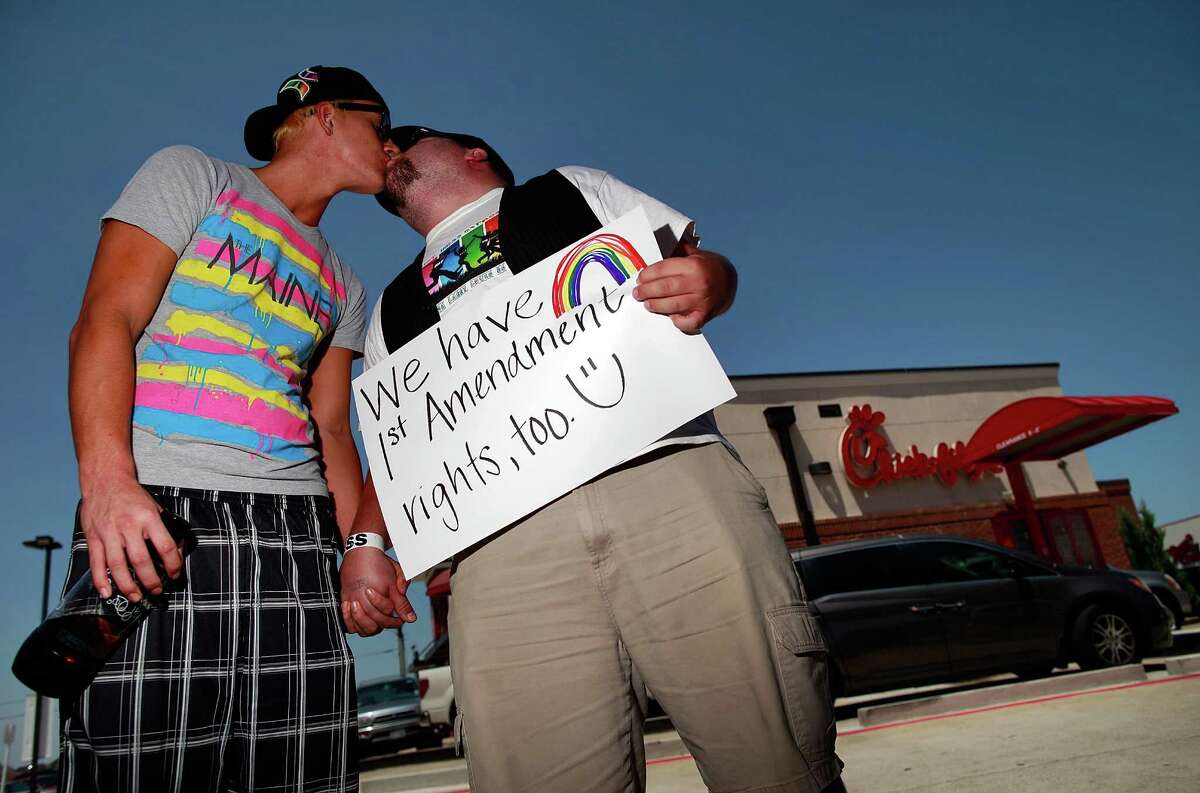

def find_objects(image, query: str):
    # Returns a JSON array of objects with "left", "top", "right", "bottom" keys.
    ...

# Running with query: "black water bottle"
[{"left": 11, "top": 510, "right": 196, "bottom": 700}]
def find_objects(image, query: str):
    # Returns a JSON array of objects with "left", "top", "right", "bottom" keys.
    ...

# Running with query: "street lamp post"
[
  {"left": 23, "top": 535, "right": 62, "bottom": 793},
  {"left": 2, "top": 723, "right": 15, "bottom": 793},
  {"left": 397, "top": 624, "right": 407, "bottom": 676}
]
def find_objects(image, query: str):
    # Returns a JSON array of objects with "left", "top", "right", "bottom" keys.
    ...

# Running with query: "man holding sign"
[{"left": 342, "top": 127, "right": 843, "bottom": 793}]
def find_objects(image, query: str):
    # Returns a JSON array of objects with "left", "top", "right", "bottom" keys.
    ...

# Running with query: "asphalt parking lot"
[{"left": 359, "top": 623, "right": 1200, "bottom": 793}]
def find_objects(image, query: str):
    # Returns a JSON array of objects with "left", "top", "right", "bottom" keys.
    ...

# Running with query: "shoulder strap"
[
  {"left": 498, "top": 170, "right": 602, "bottom": 274},
  {"left": 380, "top": 248, "right": 439, "bottom": 354}
]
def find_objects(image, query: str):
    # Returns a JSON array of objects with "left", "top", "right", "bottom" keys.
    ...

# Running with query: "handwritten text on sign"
[{"left": 353, "top": 208, "right": 735, "bottom": 576}]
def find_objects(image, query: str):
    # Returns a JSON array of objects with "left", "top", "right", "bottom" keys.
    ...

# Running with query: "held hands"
[
  {"left": 79, "top": 477, "right": 184, "bottom": 602},
  {"left": 340, "top": 544, "right": 417, "bottom": 637},
  {"left": 632, "top": 241, "right": 737, "bottom": 334}
]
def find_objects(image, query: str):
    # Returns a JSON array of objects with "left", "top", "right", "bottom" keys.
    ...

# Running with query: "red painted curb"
[{"left": 839, "top": 671, "right": 1200, "bottom": 736}]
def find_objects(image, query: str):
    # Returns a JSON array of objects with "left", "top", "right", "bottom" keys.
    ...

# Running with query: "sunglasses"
[
  {"left": 333, "top": 102, "right": 391, "bottom": 142},
  {"left": 387, "top": 126, "right": 459, "bottom": 151}
]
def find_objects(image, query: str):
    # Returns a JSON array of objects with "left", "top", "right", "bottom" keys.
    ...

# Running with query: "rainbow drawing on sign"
[{"left": 551, "top": 233, "right": 648, "bottom": 316}]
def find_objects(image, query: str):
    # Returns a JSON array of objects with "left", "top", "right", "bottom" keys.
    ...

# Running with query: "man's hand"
[
  {"left": 632, "top": 241, "right": 737, "bottom": 334},
  {"left": 340, "top": 546, "right": 416, "bottom": 637},
  {"left": 79, "top": 477, "right": 184, "bottom": 601}
]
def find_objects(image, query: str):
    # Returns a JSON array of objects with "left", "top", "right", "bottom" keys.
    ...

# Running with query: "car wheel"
[{"left": 1072, "top": 605, "right": 1141, "bottom": 669}]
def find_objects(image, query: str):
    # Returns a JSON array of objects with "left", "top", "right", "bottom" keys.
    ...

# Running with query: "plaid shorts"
[{"left": 58, "top": 486, "right": 359, "bottom": 793}]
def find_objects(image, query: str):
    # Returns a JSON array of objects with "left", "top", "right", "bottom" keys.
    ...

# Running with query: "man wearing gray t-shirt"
[{"left": 61, "top": 66, "right": 389, "bottom": 793}]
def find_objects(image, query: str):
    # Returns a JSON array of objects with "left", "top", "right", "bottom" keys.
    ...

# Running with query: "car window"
[
  {"left": 358, "top": 678, "right": 418, "bottom": 706},
  {"left": 906, "top": 541, "right": 1017, "bottom": 584},
  {"left": 799, "top": 544, "right": 915, "bottom": 598},
  {"left": 1007, "top": 555, "right": 1054, "bottom": 577}
]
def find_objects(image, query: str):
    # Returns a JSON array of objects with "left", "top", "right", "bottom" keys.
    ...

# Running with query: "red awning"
[
  {"left": 964, "top": 395, "right": 1178, "bottom": 465},
  {"left": 426, "top": 568, "right": 451, "bottom": 597}
]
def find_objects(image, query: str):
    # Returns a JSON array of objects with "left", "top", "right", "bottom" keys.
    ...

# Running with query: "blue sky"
[{"left": 1, "top": 0, "right": 1197, "bottom": 744}]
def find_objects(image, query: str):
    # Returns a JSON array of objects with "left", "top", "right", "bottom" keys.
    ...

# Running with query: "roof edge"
[
  {"left": 1160, "top": 514, "right": 1200, "bottom": 529},
  {"left": 729, "top": 362, "right": 1060, "bottom": 381}
]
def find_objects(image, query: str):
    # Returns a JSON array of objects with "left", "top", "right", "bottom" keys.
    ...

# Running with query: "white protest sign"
[{"left": 354, "top": 207, "right": 736, "bottom": 576}]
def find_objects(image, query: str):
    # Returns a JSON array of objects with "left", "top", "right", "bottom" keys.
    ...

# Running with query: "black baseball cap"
[
  {"left": 244, "top": 65, "right": 389, "bottom": 161},
  {"left": 375, "top": 126, "right": 515, "bottom": 216}
]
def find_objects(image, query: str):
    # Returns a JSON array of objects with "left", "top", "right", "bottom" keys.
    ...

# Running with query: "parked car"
[
  {"left": 792, "top": 536, "right": 1174, "bottom": 697},
  {"left": 356, "top": 675, "right": 440, "bottom": 752},
  {"left": 4, "top": 770, "right": 59, "bottom": 793},
  {"left": 1121, "top": 568, "right": 1193, "bottom": 628},
  {"left": 412, "top": 634, "right": 455, "bottom": 739}
]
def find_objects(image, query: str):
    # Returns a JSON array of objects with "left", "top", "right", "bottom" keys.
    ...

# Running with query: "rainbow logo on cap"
[
  {"left": 551, "top": 233, "right": 648, "bottom": 316},
  {"left": 280, "top": 68, "right": 320, "bottom": 100}
]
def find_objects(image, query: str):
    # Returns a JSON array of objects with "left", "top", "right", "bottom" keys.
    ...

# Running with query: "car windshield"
[{"left": 358, "top": 678, "right": 418, "bottom": 706}]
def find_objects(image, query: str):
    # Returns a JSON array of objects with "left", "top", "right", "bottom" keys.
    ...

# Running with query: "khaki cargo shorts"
[{"left": 449, "top": 442, "right": 843, "bottom": 793}]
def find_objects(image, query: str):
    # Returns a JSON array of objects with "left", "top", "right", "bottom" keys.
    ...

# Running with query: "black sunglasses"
[{"left": 333, "top": 102, "right": 391, "bottom": 141}]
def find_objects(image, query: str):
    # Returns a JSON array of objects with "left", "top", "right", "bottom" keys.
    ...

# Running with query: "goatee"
[{"left": 384, "top": 158, "right": 420, "bottom": 210}]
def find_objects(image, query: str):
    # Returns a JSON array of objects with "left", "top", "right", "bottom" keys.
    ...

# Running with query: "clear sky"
[{"left": 1, "top": 0, "right": 1197, "bottom": 744}]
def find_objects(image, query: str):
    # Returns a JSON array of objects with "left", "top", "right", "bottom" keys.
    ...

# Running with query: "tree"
[{"left": 1120, "top": 502, "right": 1199, "bottom": 603}]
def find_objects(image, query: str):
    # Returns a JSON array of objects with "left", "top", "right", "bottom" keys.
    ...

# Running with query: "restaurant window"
[
  {"left": 1007, "top": 517, "right": 1034, "bottom": 555},
  {"left": 1043, "top": 510, "right": 1101, "bottom": 567}
]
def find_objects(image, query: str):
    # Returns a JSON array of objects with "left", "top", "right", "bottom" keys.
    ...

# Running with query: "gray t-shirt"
[{"left": 104, "top": 145, "right": 367, "bottom": 495}]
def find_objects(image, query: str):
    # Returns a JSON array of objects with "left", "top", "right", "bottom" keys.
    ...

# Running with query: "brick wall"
[
  {"left": 779, "top": 486, "right": 1134, "bottom": 567},
  {"left": 1096, "top": 479, "right": 1136, "bottom": 567}
]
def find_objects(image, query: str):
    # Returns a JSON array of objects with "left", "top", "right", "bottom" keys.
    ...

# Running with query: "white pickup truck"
[
  {"left": 411, "top": 632, "right": 664, "bottom": 739},
  {"left": 413, "top": 633, "right": 455, "bottom": 738}
]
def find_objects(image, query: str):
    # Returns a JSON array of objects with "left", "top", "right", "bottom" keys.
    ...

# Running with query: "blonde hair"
[{"left": 271, "top": 106, "right": 323, "bottom": 155}]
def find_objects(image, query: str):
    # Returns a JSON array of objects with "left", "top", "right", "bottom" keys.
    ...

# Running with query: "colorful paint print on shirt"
[
  {"left": 422, "top": 213, "right": 505, "bottom": 311},
  {"left": 132, "top": 190, "right": 342, "bottom": 462}
]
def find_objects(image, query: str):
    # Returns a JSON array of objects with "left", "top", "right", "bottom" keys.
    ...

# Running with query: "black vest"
[{"left": 380, "top": 169, "right": 602, "bottom": 353}]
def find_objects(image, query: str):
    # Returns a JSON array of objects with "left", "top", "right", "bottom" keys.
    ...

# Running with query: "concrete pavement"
[
  {"left": 360, "top": 623, "right": 1200, "bottom": 792},
  {"left": 360, "top": 672, "right": 1200, "bottom": 792},
  {"left": 834, "top": 673, "right": 1200, "bottom": 793}
]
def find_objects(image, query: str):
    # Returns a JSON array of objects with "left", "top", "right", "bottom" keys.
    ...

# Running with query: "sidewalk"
[
  {"left": 362, "top": 673, "right": 1200, "bottom": 792},
  {"left": 641, "top": 673, "right": 1200, "bottom": 793}
]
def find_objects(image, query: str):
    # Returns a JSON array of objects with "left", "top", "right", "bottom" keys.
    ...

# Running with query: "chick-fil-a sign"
[{"left": 841, "top": 404, "right": 1002, "bottom": 489}]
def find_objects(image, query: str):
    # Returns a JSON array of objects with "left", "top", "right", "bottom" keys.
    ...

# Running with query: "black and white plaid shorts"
[{"left": 58, "top": 485, "right": 359, "bottom": 793}]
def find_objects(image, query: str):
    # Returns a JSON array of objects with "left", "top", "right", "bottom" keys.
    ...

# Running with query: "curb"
[
  {"left": 856, "top": 664, "right": 1146, "bottom": 727},
  {"left": 1164, "top": 653, "right": 1200, "bottom": 675}
]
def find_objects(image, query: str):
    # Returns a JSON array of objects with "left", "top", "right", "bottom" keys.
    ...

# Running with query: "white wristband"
[{"left": 344, "top": 532, "right": 387, "bottom": 554}]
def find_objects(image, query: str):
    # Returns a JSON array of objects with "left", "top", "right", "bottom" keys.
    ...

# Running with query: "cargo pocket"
[{"left": 766, "top": 603, "right": 837, "bottom": 764}]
